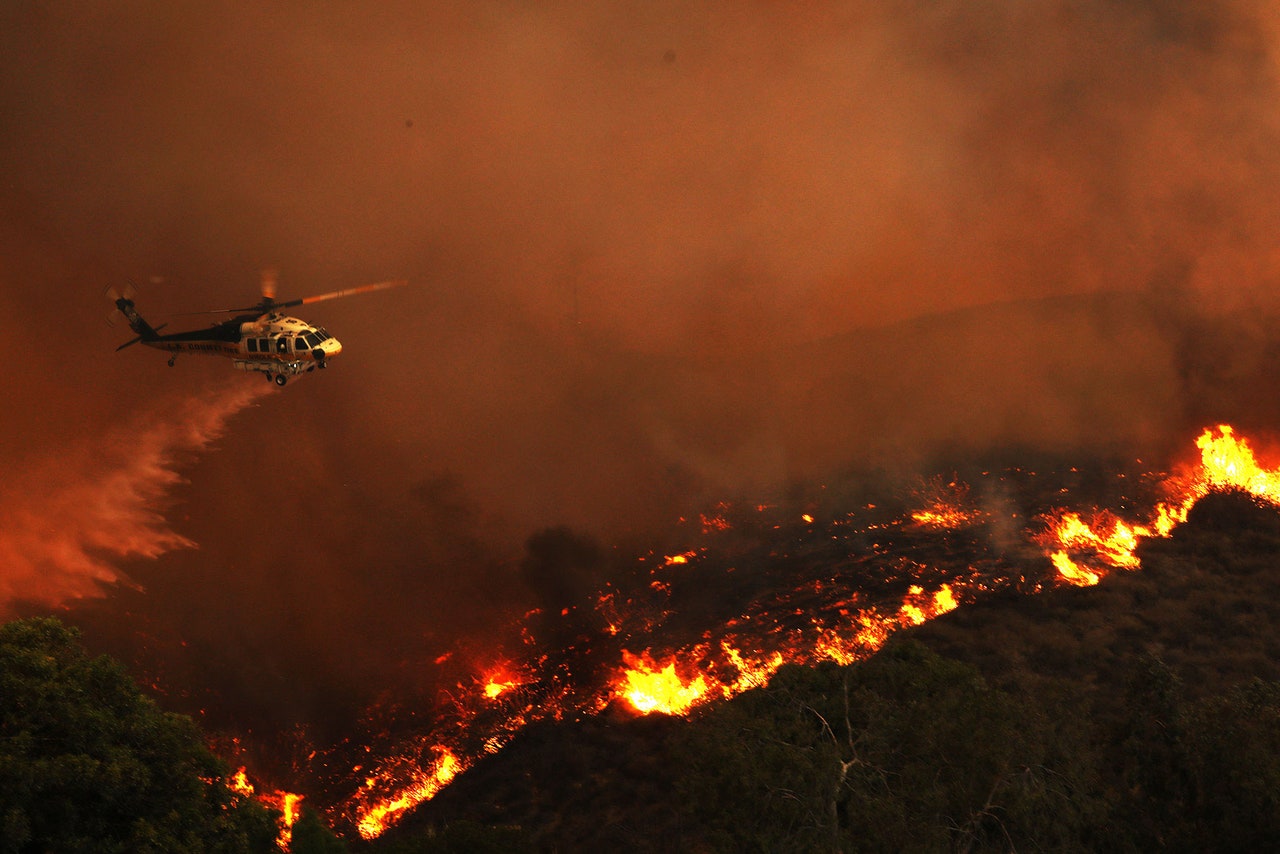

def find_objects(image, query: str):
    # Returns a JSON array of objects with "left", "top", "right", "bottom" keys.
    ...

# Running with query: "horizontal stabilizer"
[{"left": 114, "top": 324, "right": 165, "bottom": 351}]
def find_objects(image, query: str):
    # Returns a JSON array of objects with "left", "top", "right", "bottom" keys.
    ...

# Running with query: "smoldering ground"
[{"left": 4, "top": 0, "right": 1280, "bottom": 754}]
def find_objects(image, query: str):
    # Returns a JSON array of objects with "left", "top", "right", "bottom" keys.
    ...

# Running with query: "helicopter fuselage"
[
  {"left": 117, "top": 297, "right": 342, "bottom": 385},
  {"left": 140, "top": 312, "right": 342, "bottom": 363},
  {"left": 112, "top": 276, "right": 403, "bottom": 386}
]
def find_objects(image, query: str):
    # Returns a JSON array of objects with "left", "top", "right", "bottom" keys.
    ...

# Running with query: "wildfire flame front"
[{"left": 331, "top": 423, "right": 1280, "bottom": 840}]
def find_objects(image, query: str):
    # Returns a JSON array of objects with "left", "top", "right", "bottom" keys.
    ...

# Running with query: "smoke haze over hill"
[{"left": 4, "top": 0, "right": 1280, "bottom": 756}]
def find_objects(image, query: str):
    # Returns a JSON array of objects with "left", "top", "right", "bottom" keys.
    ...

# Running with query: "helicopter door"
[{"left": 276, "top": 336, "right": 289, "bottom": 354}]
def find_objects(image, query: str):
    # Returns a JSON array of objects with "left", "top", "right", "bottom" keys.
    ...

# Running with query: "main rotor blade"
[
  {"left": 172, "top": 307, "right": 259, "bottom": 316},
  {"left": 261, "top": 267, "right": 279, "bottom": 301},
  {"left": 273, "top": 279, "right": 409, "bottom": 310},
  {"left": 168, "top": 279, "right": 406, "bottom": 317}
]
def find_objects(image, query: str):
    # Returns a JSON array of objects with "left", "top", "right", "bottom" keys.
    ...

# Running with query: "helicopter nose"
[{"left": 329, "top": 338, "right": 342, "bottom": 356}]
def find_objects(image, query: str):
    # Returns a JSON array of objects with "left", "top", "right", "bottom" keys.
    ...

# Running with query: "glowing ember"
[
  {"left": 911, "top": 477, "right": 982, "bottom": 528},
  {"left": 699, "top": 509, "right": 731, "bottom": 532},
  {"left": 911, "top": 508, "right": 968, "bottom": 527}
]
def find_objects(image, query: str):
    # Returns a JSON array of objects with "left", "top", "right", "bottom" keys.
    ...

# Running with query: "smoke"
[
  {"left": 4, "top": 0, "right": 1280, "bottom": 779},
  {"left": 0, "top": 381, "right": 267, "bottom": 614}
]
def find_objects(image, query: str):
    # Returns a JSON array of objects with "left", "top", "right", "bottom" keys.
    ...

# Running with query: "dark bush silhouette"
[
  {"left": 0, "top": 617, "right": 280, "bottom": 853},
  {"left": 1184, "top": 487, "right": 1280, "bottom": 536}
]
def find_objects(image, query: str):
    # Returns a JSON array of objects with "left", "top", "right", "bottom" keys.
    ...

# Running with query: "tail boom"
[{"left": 115, "top": 298, "right": 160, "bottom": 342}]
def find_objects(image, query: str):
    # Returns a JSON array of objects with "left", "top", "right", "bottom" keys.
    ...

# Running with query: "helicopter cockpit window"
[
  {"left": 294, "top": 337, "right": 308, "bottom": 350},
  {"left": 304, "top": 333, "right": 320, "bottom": 347}
]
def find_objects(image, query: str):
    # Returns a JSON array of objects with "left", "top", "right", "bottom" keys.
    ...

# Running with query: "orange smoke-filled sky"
[{"left": 3, "top": 0, "right": 1280, "bottom": 730}]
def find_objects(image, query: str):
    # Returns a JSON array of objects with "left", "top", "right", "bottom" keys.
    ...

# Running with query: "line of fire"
[{"left": 208, "top": 423, "right": 1280, "bottom": 843}]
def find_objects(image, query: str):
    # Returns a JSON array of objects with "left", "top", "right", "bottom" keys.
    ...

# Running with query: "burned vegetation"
[{"left": 370, "top": 446, "right": 1280, "bottom": 853}]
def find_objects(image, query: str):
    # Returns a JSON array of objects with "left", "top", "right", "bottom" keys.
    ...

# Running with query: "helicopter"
[{"left": 108, "top": 271, "right": 408, "bottom": 386}]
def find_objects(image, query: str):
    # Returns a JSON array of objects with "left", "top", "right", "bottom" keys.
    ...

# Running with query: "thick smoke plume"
[{"left": 0, "top": 382, "right": 265, "bottom": 613}]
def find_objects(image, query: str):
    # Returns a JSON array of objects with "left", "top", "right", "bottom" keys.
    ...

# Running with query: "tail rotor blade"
[
  {"left": 104, "top": 281, "right": 136, "bottom": 303},
  {"left": 104, "top": 282, "right": 139, "bottom": 325},
  {"left": 151, "top": 276, "right": 407, "bottom": 319}
]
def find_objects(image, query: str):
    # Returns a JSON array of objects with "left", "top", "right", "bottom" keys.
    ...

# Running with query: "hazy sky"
[{"left": 4, "top": 0, "right": 1280, "bottom": 735}]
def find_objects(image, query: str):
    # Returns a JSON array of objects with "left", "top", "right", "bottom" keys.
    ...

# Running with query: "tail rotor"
[
  {"left": 104, "top": 282, "right": 138, "bottom": 326},
  {"left": 105, "top": 282, "right": 164, "bottom": 349}
]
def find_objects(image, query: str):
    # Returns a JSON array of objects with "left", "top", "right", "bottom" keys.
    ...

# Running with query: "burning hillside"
[{"left": 238, "top": 422, "right": 1278, "bottom": 840}]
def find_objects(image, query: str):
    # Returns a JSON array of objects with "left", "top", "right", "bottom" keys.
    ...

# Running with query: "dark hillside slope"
[
  {"left": 368, "top": 490, "right": 1280, "bottom": 852},
  {"left": 912, "top": 488, "right": 1280, "bottom": 700}
]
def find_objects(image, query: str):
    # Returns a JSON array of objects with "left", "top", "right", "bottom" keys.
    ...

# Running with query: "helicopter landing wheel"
[
  {"left": 167, "top": 357, "right": 175, "bottom": 367},
  {"left": 274, "top": 374, "right": 288, "bottom": 387}
]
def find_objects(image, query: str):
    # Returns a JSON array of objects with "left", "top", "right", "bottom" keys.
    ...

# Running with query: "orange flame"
[
  {"left": 225, "top": 766, "right": 303, "bottom": 850},
  {"left": 483, "top": 679, "right": 515, "bottom": 699},
  {"left": 259, "top": 790, "right": 304, "bottom": 850},
  {"left": 479, "top": 665, "right": 522, "bottom": 700},
  {"left": 355, "top": 747, "right": 462, "bottom": 840},
  {"left": 618, "top": 651, "right": 712, "bottom": 715},
  {"left": 342, "top": 426, "right": 1280, "bottom": 840},
  {"left": 1195, "top": 424, "right": 1280, "bottom": 498},
  {"left": 227, "top": 766, "right": 254, "bottom": 797},
  {"left": 720, "top": 643, "right": 786, "bottom": 694},
  {"left": 910, "top": 477, "right": 982, "bottom": 529},
  {"left": 1043, "top": 425, "right": 1280, "bottom": 585},
  {"left": 615, "top": 583, "right": 963, "bottom": 715}
]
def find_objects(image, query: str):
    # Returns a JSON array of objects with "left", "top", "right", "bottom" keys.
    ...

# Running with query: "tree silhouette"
[{"left": 0, "top": 617, "right": 280, "bottom": 853}]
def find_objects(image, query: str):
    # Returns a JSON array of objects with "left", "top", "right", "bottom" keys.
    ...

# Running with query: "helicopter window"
[
  {"left": 276, "top": 338, "right": 289, "bottom": 354},
  {"left": 294, "top": 337, "right": 308, "bottom": 350},
  {"left": 304, "top": 333, "right": 320, "bottom": 347},
  {"left": 247, "top": 339, "right": 258, "bottom": 353}
]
